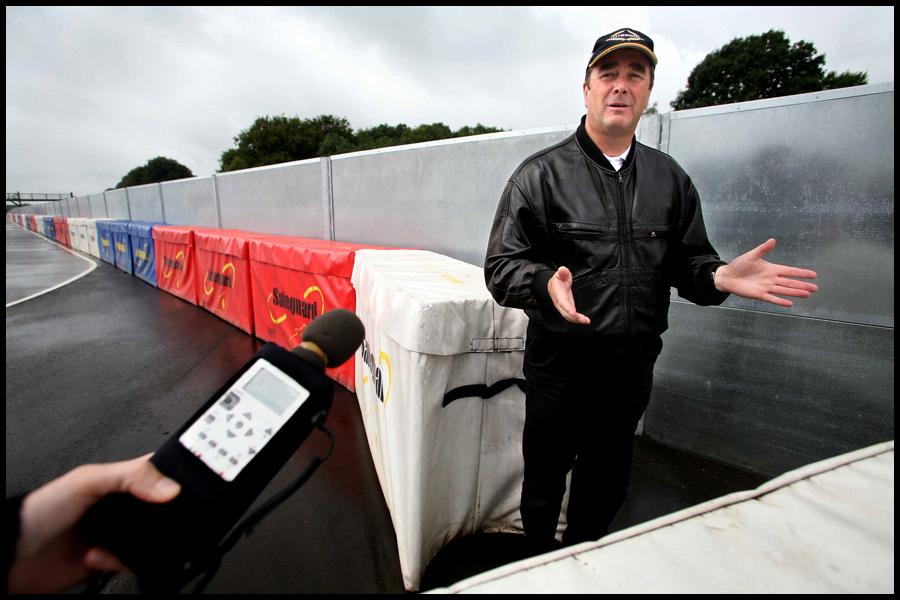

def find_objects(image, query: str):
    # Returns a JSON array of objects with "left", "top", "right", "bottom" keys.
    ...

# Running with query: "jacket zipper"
[{"left": 616, "top": 169, "right": 631, "bottom": 335}]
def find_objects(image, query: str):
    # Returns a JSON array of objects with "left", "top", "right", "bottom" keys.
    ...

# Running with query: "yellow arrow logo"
[
  {"left": 268, "top": 293, "right": 287, "bottom": 324},
  {"left": 163, "top": 251, "right": 186, "bottom": 290},
  {"left": 204, "top": 262, "right": 236, "bottom": 296},
  {"left": 379, "top": 351, "right": 392, "bottom": 404},
  {"left": 268, "top": 286, "right": 324, "bottom": 325},
  {"left": 135, "top": 243, "right": 149, "bottom": 264},
  {"left": 304, "top": 285, "right": 325, "bottom": 313}
]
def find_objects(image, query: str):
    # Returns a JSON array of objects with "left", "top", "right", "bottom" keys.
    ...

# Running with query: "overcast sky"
[{"left": 6, "top": 6, "right": 894, "bottom": 197}]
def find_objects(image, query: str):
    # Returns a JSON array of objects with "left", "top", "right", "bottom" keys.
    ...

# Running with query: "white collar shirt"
[{"left": 602, "top": 142, "right": 633, "bottom": 171}]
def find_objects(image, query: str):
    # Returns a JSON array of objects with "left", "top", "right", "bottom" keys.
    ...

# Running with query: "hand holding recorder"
[{"left": 7, "top": 455, "right": 180, "bottom": 594}]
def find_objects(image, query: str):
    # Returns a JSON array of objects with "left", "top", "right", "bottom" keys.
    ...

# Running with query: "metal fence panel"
[
  {"left": 88, "top": 194, "right": 107, "bottom": 218},
  {"left": 667, "top": 88, "right": 894, "bottom": 328},
  {"left": 77, "top": 196, "right": 91, "bottom": 217},
  {"left": 332, "top": 128, "right": 577, "bottom": 266},
  {"left": 646, "top": 301, "right": 893, "bottom": 477},
  {"left": 636, "top": 113, "right": 661, "bottom": 150},
  {"left": 215, "top": 159, "right": 327, "bottom": 238},
  {"left": 160, "top": 176, "right": 218, "bottom": 228},
  {"left": 105, "top": 189, "right": 129, "bottom": 220},
  {"left": 647, "top": 85, "right": 894, "bottom": 475},
  {"left": 127, "top": 183, "right": 163, "bottom": 222}
]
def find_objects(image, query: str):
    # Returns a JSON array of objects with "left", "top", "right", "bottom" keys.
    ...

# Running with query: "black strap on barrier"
[{"left": 442, "top": 379, "right": 526, "bottom": 408}]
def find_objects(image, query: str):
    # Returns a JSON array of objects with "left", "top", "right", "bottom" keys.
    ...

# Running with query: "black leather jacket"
[{"left": 484, "top": 115, "right": 730, "bottom": 339}]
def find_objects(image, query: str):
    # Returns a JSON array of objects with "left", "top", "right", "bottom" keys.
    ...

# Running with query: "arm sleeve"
[
  {"left": 669, "top": 180, "right": 731, "bottom": 306},
  {"left": 484, "top": 180, "right": 555, "bottom": 309},
  {"left": 5, "top": 494, "right": 26, "bottom": 593}
]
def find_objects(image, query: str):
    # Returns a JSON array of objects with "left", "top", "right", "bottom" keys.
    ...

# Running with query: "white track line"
[{"left": 6, "top": 222, "right": 99, "bottom": 308}]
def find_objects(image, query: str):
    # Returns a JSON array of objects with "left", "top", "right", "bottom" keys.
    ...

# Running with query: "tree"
[
  {"left": 353, "top": 123, "right": 411, "bottom": 152},
  {"left": 642, "top": 102, "right": 659, "bottom": 116},
  {"left": 219, "top": 114, "right": 355, "bottom": 172},
  {"left": 453, "top": 123, "right": 505, "bottom": 138},
  {"left": 671, "top": 29, "right": 868, "bottom": 110},
  {"left": 115, "top": 157, "right": 194, "bottom": 189},
  {"left": 348, "top": 121, "right": 504, "bottom": 153},
  {"left": 219, "top": 114, "right": 506, "bottom": 170}
]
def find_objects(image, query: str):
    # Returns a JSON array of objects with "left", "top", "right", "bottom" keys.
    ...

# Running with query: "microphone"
[{"left": 79, "top": 310, "right": 365, "bottom": 592}]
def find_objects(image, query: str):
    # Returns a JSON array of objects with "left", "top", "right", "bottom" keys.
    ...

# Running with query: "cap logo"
[{"left": 608, "top": 29, "right": 644, "bottom": 42}]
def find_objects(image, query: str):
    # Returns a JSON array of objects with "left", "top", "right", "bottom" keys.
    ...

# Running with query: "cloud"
[{"left": 5, "top": 6, "right": 893, "bottom": 196}]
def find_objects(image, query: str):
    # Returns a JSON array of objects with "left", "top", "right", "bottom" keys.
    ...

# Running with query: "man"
[{"left": 484, "top": 28, "right": 818, "bottom": 552}]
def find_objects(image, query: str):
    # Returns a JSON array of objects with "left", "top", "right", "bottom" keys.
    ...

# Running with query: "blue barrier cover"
[
  {"left": 127, "top": 221, "right": 164, "bottom": 287},
  {"left": 43, "top": 217, "right": 56, "bottom": 242},
  {"left": 107, "top": 220, "right": 133, "bottom": 274},
  {"left": 95, "top": 220, "right": 123, "bottom": 265}
]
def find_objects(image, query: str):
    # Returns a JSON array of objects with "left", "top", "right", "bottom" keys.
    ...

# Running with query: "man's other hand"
[
  {"left": 715, "top": 238, "right": 819, "bottom": 307},
  {"left": 548, "top": 266, "right": 591, "bottom": 324}
]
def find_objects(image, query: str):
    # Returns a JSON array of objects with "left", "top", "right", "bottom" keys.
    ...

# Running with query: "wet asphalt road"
[
  {"left": 5, "top": 220, "right": 769, "bottom": 593},
  {"left": 5, "top": 223, "right": 94, "bottom": 305}
]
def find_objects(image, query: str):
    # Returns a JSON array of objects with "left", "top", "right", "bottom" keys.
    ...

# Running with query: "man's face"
[{"left": 583, "top": 48, "right": 652, "bottom": 138}]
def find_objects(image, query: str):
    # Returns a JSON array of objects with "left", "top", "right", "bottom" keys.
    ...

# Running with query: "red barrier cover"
[
  {"left": 153, "top": 226, "right": 199, "bottom": 306},
  {"left": 249, "top": 237, "right": 399, "bottom": 392},
  {"left": 53, "top": 218, "right": 70, "bottom": 247},
  {"left": 193, "top": 229, "right": 279, "bottom": 335}
]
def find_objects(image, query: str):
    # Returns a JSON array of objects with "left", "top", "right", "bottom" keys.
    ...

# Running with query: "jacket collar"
[{"left": 576, "top": 115, "right": 637, "bottom": 173}]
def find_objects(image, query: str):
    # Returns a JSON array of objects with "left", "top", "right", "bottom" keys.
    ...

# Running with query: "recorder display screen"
[{"left": 244, "top": 368, "right": 297, "bottom": 416}]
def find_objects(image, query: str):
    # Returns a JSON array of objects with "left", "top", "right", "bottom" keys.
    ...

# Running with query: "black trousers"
[{"left": 521, "top": 322, "right": 662, "bottom": 547}]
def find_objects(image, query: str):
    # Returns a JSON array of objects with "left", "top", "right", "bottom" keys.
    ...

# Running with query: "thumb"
[
  {"left": 752, "top": 238, "right": 777, "bottom": 258},
  {"left": 76, "top": 454, "right": 182, "bottom": 505},
  {"left": 124, "top": 456, "right": 182, "bottom": 503},
  {"left": 555, "top": 266, "right": 573, "bottom": 286}
]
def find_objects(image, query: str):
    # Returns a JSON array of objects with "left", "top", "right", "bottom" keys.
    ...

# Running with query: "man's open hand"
[
  {"left": 715, "top": 238, "right": 819, "bottom": 307},
  {"left": 548, "top": 266, "right": 590, "bottom": 324}
]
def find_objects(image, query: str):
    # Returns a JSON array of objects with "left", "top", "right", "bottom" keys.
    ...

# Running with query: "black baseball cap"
[{"left": 588, "top": 28, "right": 657, "bottom": 69}]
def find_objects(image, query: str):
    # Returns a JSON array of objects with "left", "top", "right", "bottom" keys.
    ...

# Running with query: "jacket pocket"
[
  {"left": 552, "top": 222, "right": 618, "bottom": 241},
  {"left": 550, "top": 222, "right": 620, "bottom": 277},
  {"left": 631, "top": 224, "right": 675, "bottom": 278},
  {"left": 630, "top": 224, "right": 674, "bottom": 240}
]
